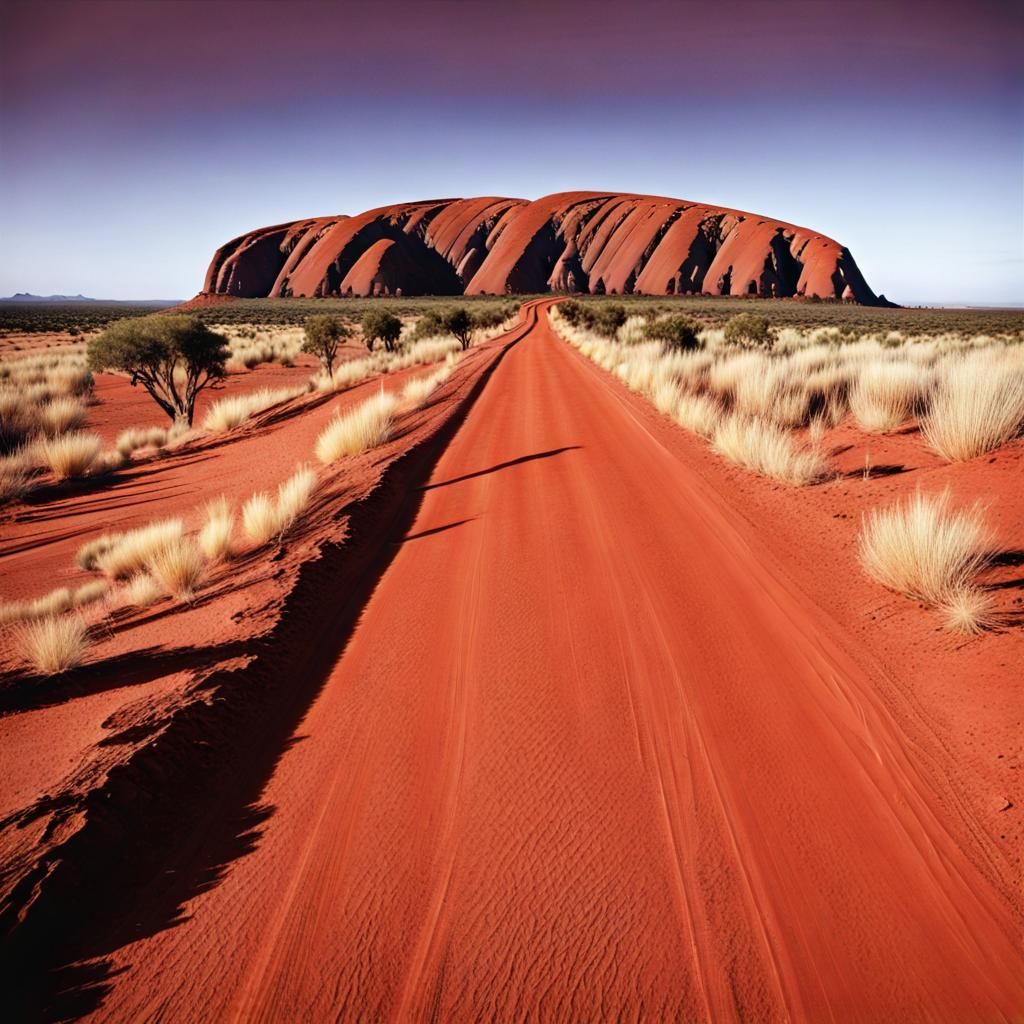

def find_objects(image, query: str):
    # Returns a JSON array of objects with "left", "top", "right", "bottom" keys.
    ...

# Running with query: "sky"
[{"left": 1, "top": 0, "right": 1021, "bottom": 304}]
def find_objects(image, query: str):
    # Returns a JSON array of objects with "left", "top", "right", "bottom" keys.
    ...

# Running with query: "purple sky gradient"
[{"left": 1, "top": 0, "right": 1021, "bottom": 302}]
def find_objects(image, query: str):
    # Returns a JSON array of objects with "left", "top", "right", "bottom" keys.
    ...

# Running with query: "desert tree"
[
  {"left": 360, "top": 310, "right": 403, "bottom": 353},
  {"left": 87, "top": 315, "right": 229, "bottom": 427},
  {"left": 443, "top": 307, "right": 475, "bottom": 350},
  {"left": 301, "top": 315, "right": 351, "bottom": 378}
]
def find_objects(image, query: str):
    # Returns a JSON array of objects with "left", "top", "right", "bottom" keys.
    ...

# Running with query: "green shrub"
[
  {"left": 559, "top": 299, "right": 584, "bottom": 326},
  {"left": 590, "top": 304, "right": 627, "bottom": 338},
  {"left": 724, "top": 313, "right": 774, "bottom": 350},
  {"left": 409, "top": 311, "right": 446, "bottom": 342},
  {"left": 643, "top": 315, "right": 703, "bottom": 352}
]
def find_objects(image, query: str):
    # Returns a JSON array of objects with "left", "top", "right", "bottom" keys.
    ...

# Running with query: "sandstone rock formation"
[{"left": 202, "top": 192, "right": 886, "bottom": 303}]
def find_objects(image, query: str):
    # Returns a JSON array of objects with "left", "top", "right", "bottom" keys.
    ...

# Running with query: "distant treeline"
[{"left": 2, "top": 295, "right": 1021, "bottom": 339}]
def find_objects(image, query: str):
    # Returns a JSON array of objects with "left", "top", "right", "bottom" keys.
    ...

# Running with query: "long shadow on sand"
[
  {"left": 0, "top": 638, "right": 252, "bottom": 716},
  {"left": 423, "top": 446, "right": 580, "bottom": 490},
  {"left": 1, "top": 313, "right": 542, "bottom": 1021}
]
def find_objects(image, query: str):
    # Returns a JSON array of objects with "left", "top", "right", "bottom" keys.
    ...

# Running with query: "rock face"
[{"left": 202, "top": 192, "right": 885, "bottom": 303}]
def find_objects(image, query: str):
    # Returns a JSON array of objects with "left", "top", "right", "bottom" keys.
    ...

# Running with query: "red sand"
[{"left": 2, "top": 303, "right": 1021, "bottom": 1019}]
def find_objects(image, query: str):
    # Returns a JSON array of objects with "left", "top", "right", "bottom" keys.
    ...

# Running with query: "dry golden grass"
[
  {"left": 939, "top": 586, "right": 997, "bottom": 635},
  {"left": 922, "top": 354, "right": 1024, "bottom": 461},
  {"left": 712, "top": 414, "right": 829, "bottom": 485},
  {"left": 551, "top": 305, "right": 1024, "bottom": 475},
  {"left": 241, "top": 492, "right": 278, "bottom": 546},
  {"left": 401, "top": 365, "right": 452, "bottom": 407},
  {"left": 198, "top": 496, "right": 235, "bottom": 561},
  {"left": 73, "top": 580, "right": 110, "bottom": 607},
  {"left": 15, "top": 615, "right": 89, "bottom": 675},
  {"left": 34, "top": 431, "right": 102, "bottom": 479},
  {"left": 39, "top": 397, "right": 87, "bottom": 436},
  {"left": 315, "top": 391, "right": 397, "bottom": 463},
  {"left": 202, "top": 386, "right": 302, "bottom": 432},
  {"left": 76, "top": 534, "right": 119, "bottom": 571},
  {"left": 275, "top": 467, "right": 317, "bottom": 534},
  {"left": 147, "top": 538, "right": 205, "bottom": 600},
  {"left": 849, "top": 363, "right": 926, "bottom": 433},
  {"left": 0, "top": 451, "right": 31, "bottom": 503},
  {"left": 858, "top": 490, "right": 991, "bottom": 604},
  {"left": 94, "top": 519, "right": 185, "bottom": 579},
  {"left": 121, "top": 572, "right": 163, "bottom": 608},
  {"left": 673, "top": 393, "right": 722, "bottom": 438},
  {"left": 241, "top": 467, "right": 317, "bottom": 546},
  {"left": 0, "top": 587, "right": 70, "bottom": 624},
  {"left": 116, "top": 425, "right": 167, "bottom": 457}
]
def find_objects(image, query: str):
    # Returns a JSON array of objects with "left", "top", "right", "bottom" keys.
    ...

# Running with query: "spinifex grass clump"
[
  {"left": 34, "top": 432, "right": 103, "bottom": 479},
  {"left": 15, "top": 616, "right": 90, "bottom": 676},
  {"left": 315, "top": 392, "right": 398, "bottom": 463},
  {"left": 923, "top": 354, "right": 1024, "bottom": 461},
  {"left": 147, "top": 538, "right": 205, "bottom": 600},
  {"left": 198, "top": 496, "right": 235, "bottom": 561},
  {"left": 858, "top": 490, "right": 990, "bottom": 604},
  {"left": 241, "top": 467, "right": 318, "bottom": 546}
]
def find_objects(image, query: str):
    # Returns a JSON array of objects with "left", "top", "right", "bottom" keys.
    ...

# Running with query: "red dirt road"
[{"left": 87, "top": 302, "right": 1023, "bottom": 1022}]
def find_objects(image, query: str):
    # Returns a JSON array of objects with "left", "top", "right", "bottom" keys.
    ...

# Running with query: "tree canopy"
[
  {"left": 442, "top": 307, "right": 474, "bottom": 351},
  {"left": 302, "top": 315, "right": 351, "bottom": 376},
  {"left": 360, "top": 310, "right": 403, "bottom": 353},
  {"left": 87, "top": 314, "right": 229, "bottom": 426}
]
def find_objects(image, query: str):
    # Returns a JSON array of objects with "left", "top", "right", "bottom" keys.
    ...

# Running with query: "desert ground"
[{"left": 1, "top": 297, "right": 1022, "bottom": 1021}]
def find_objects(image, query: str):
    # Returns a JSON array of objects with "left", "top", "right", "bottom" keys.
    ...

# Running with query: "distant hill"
[
  {"left": 201, "top": 191, "right": 890, "bottom": 304},
  {"left": 2, "top": 293, "right": 181, "bottom": 305}
]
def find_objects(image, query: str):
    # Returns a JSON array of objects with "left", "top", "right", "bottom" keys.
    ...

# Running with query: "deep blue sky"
[{"left": 1, "top": 0, "right": 1021, "bottom": 303}]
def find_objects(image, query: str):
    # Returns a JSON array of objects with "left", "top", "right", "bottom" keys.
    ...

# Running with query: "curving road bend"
[{"left": 93, "top": 300, "right": 1024, "bottom": 1022}]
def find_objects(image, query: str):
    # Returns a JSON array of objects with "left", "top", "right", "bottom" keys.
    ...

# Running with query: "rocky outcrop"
[{"left": 201, "top": 192, "right": 887, "bottom": 303}]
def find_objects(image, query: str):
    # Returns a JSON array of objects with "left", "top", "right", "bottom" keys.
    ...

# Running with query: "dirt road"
[{"left": 86, "top": 301, "right": 1024, "bottom": 1022}]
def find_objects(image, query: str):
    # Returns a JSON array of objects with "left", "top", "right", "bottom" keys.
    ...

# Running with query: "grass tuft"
[
  {"left": 35, "top": 432, "right": 102, "bottom": 479},
  {"left": 241, "top": 492, "right": 278, "bottom": 546},
  {"left": 93, "top": 519, "right": 184, "bottom": 579},
  {"left": 15, "top": 616, "right": 89, "bottom": 675},
  {"left": 939, "top": 586, "right": 997, "bottom": 635},
  {"left": 922, "top": 355, "right": 1024, "bottom": 461},
  {"left": 198, "top": 496, "right": 235, "bottom": 561},
  {"left": 121, "top": 572, "right": 163, "bottom": 608},
  {"left": 275, "top": 467, "right": 317, "bottom": 535},
  {"left": 146, "top": 538, "right": 205, "bottom": 600},
  {"left": 858, "top": 490, "right": 991, "bottom": 604},
  {"left": 315, "top": 391, "right": 397, "bottom": 463},
  {"left": 712, "top": 414, "right": 829, "bottom": 485},
  {"left": 39, "top": 397, "right": 87, "bottom": 436}
]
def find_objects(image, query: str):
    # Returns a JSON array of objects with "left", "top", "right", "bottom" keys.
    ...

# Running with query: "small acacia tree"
[
  {"left": 302, "top": 315, "right": 351, "bottom": 378},
  {"left": 724, "top": 313, "right": 774, "bottom": 350},
  {"left": 361, "top": 310, "right": 402, "bottom": 353},
  {"left": 643, "top": 315, "right": 703, "bottom": 352},
  {"left": 87, "top": 315, "right": 229, "bottom": 427},
  {"left": 443, "top": 307, "right": 474, "bottom": 351}
]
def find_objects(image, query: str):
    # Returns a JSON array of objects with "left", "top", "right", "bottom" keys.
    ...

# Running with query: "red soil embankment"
[{"left": 71, "top": 303, "right": 1024, "bottom": 1021}]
